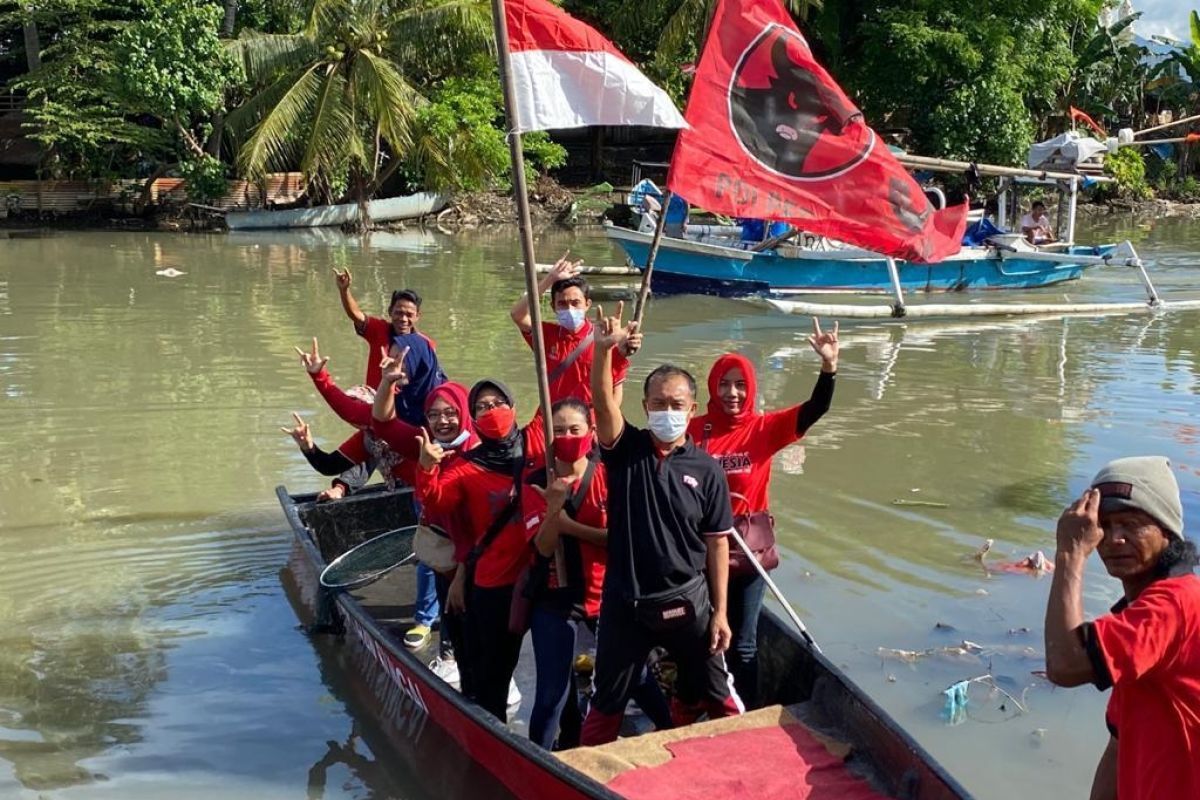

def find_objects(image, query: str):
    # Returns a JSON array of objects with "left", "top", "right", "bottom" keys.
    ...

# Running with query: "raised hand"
[
  {"left": 281, "top": 412, "right": 314, "bottom": 452},
  {"left": 548, "top": 251, "right": 584, "bottom": 283},
  {"left": 593, "top": 301, "right": 639, "bottom": 352},
  {"left": 531, "top": 474, "right": 577, "bottom": 515},
  {"left": 415, "top": 430, "right": 445, "bottom": 470},
  {"left": 294, "top": 337, "right": 329, "bottom": 375},
  {"left": 1056, "top": 488, "right": 1104, "bottom": 557},
  {"left": 332, "top": 268, "right": 352, "bottom": 292},
  {"left": 378, "top": 345, "right": 410, "bottom": 387},
  {"left": 807, "top": 317, "right": 839, "bottom": 370}
]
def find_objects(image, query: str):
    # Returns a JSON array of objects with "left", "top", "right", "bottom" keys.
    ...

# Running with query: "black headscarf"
[{"left": 464, "top": 379, "right": 523, "bottom": 474}]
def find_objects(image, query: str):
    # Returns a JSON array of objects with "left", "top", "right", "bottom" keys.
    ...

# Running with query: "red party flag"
[
  {"left": 1069, "top": 106, "right": 1108, "bottom": 138},
  {"left": 667, "top": 0, "right": 967, "bottom": 263}
]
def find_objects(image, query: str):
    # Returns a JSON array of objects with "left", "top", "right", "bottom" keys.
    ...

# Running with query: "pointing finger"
[
  {"left": 291, "top": 412, "right": 305, "bottom": 426},
  {"left": 294, "top": 345, "right": 306, "bottom": 358},
  {"left": 832, "top": 320, "right": 840, "bottom": 338},
  {"left": 614, "top": 300, "right": 625, "bottom": 321},
  {"left": 311, "top": 336, "right": 319, "bottom": 354},
  {"left": 812, "top": 317, "right": 822, "bottom": 337}
]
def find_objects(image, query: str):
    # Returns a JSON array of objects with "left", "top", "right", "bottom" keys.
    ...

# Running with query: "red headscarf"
[
  {"left": 424, "top": 381, "right": 479, "bottom": 451},
  {"left": 703, "top": 353, "right": 759, "bottom": 435}
]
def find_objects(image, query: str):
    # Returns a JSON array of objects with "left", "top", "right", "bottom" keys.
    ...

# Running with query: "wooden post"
[{"left": 632, "top": 190, "right": 671, "bottom": 330}]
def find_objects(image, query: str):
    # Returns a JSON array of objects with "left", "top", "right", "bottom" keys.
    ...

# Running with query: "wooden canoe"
[
  {"left": 225, "top": 192, "right": 447, "bottom": 230},
  {"left": 277, "top": 484, "right": 973, "bottom": 800}
]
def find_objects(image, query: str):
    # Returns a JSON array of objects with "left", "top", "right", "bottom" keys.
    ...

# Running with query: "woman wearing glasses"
[{"left": 414, "top": 379, "right": 545, "bottom": 721}]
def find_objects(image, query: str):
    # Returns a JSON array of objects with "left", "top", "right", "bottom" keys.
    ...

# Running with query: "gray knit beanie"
[{"left": 1091, "top": 456, "right": 1185, "bottom": 540}]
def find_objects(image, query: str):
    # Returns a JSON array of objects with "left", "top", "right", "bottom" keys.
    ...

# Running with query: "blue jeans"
[
  {"left": 529, "top": 607, "right": 578, "bottom": 750},
  {"left": 726, "top": 571, "right": 767, "bottom": 708},
  {"left": 414, "top": 561, "right": 439, "bottom": 627}
]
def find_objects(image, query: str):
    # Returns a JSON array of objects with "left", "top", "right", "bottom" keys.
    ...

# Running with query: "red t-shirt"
[
  {"left": 1093, "top": 575, "right": 1200, "bottom": 800},
  {"left": 358, "top": 316, "right": 437, "bottom": 388},
  {"left": 520, "top": 462, "right": 608, "bottom": 618},
  {"left": 311, "top": 369, "right": 373, "bottom": 429},
  {"left": 334, "top": 430, "right": 411, "bottom": 484},
  {"left": 688, "top": 407, "right": 801, "bottom": 515},
  {"left": 521, "top": 320, "right": 628, "bottom": 407},
  {"left": 414, "top": 426, "right": 543, "bottom": 588}
]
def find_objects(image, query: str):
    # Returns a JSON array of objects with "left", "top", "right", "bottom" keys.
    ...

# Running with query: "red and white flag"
[
  {"left": 504, "top": 0, "right": 686, "bottom": 133},
  {"left": 667, "top": 0, "right": 966, "bottom": 263}
]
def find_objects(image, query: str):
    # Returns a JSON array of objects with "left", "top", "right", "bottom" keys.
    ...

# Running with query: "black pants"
[
  {"left": 465, "top": 583, "right": 523, "bottom": 721},
  {"left": 590, "top": 581, "right": 739, "bottom": 717},
  {"left": 433, "top": 571, "right": 464, "bottom": 662}
]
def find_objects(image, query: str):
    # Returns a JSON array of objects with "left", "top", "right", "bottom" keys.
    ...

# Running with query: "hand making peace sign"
[{"left": 294, "top": 337, "right": 329, "bottom": 375}]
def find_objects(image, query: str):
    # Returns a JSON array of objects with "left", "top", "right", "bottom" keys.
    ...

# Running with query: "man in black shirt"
[{"left": 580, "top": 303, "right": 743, "bottom": 746}]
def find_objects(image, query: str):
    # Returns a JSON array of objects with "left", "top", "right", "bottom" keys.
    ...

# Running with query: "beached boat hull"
[
  {"left": 606, "top": 226, "right": 1113, "bottom": 297},
  {"left": 276, "top": 484, "right": 972, "bottom": 800},
  {"left": 225, "top": 192, "right": 447, "bottom": 230}
]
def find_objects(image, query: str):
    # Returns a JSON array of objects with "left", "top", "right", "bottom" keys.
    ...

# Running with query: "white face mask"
[
  {"left": 646, "top": 409, "right": 689, "bottom": 444},
  {"left": 556, "top": 308, "right": 586, "bottom": 332},
  {"left": 439, "top": 428, "right": 471, "bottom": 449}
]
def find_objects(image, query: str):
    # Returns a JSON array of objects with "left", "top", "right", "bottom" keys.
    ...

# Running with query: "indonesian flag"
[
  {"left": 667, "top": 0, "right": 967, "bottom": 263},
  {"left": 504, "top": 0, "right": 686, "bottom": 133}
]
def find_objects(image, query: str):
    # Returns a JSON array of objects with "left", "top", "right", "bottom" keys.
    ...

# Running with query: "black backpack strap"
[
  {"left": 563, "top": 455, "right": 599, "bottom": 520},
  {"left": 464, "top": 457, "right": 526, "bottom": 577}
]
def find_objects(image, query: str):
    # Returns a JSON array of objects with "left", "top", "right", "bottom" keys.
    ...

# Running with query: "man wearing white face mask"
[
  {"left": 579, "top": 302, "right": 743, "bottom": 745},
  {"left": 509, "top": 254, "right": 638, "bottom": 408}
]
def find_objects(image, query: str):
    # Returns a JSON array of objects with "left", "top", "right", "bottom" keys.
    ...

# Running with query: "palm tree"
[
  {"left": 658, "top": 0, "right": 821, "bottom": 66},
  {"left": 226, "top": 0, "right": 491, "bottom": 219}
]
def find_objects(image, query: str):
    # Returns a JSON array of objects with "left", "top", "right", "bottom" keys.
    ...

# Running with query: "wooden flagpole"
[
  {"left": 632, "top": 190, "right": 671, "bottom": 330},
  {"left": 491, "top": 0, "right": 567, "bottom": 584},
  {"left": 490, "top": 0, "right": 555, "bottom": 474}
]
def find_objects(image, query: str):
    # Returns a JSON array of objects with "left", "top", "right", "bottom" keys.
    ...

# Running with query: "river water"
[{"left": 0, "top": 218, "right": 1197, "bottom": 800}]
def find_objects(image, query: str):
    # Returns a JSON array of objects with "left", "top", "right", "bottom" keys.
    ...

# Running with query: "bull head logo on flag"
[{"left": 669, "top": 0, "right": 967, "bottom": 263}]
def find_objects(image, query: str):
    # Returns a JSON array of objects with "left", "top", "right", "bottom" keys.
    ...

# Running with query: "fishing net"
[{"left": 319, "top": 526, "right": 418, "bottom": 590}]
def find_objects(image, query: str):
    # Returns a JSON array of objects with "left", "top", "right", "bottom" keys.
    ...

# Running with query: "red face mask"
[
  {"left": 475, "top": 405, "right": 516, "bottom": 440},
  {"left": 553, "top": 433, "right": 593, "bottom": 463}
]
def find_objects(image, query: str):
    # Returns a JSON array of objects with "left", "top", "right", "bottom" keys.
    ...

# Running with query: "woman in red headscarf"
[{"left": 688, "top": 317, "right": 839, "bottom": 707}]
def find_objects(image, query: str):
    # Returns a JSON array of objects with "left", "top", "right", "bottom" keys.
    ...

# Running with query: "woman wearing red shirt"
[
  {"left": 415, "top": 379, "right": 544, "bottom": 721},
  {"left": 688, "top": 318, "right": 839, "bottom": 707}
]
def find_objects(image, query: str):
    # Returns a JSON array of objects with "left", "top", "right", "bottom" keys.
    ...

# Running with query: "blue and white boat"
[{"left": 605, "top": 223, "right": 1126, "bottom": 296}]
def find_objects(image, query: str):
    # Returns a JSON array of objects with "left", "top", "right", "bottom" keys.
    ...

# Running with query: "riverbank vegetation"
[{"left": 0, "top": 0, "right": 1196, "bottom": 212}]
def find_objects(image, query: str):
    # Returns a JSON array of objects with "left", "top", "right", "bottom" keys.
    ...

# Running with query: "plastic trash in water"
[{"left": 943, "top": 679, "right": 970, "bottom": 724}]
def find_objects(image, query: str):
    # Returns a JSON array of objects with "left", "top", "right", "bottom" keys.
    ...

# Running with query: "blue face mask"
[{"left": 556, "top": 307, "right": 586, "bottom": 332}]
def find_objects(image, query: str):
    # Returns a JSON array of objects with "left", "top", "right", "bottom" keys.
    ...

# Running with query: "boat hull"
[
  {"left": 277, "top": 484, "right": 971, "bottom": 800},
  {"left": 607, "top": 227, "right": 1109, "bottom": 296},
  {"left": 226, "top": 192, "right": 447, "bottom": 230}
]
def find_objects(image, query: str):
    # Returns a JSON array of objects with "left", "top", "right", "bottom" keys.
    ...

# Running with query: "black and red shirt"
[
  {"left": 520, "top": 457, "right": 608, "bottom": 618},
  {"left": 1087, "top": 573, "right": 1200, "bottom": 800},
  {"left": 600, "top": 423, "right": 734, "bottom": 602}
]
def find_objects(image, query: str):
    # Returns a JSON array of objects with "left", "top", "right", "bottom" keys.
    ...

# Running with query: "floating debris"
[
  {"left": 891, "top": 498, "right": 949, "bottom": 508},
  {"left": 155, "top": 268, "right": 186, "bottom": 277},
  {"left": 973, "top": 539, "right": 995, "bottom": 562}
]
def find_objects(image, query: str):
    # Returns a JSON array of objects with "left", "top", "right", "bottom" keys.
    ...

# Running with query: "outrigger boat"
[
  {"left": 277, "top": 483, "right": 972, "bottom": 800},
  {"left": 607, "top": 156, "right": 1145, "bottom": 300}
]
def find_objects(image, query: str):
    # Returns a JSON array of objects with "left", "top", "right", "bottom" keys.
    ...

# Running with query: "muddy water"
[{"left": 0, "top": 217, "right": 1196, "bottom": 799}]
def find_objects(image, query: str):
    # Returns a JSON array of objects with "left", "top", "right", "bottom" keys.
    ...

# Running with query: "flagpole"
[
  {"left": 491, "top": 0, "right": 569, "bottom": 586},
  {"left": 633, "top": 190, "right": 671, "bottom": 330},
  {"left": 490, "top": 0, "right": 555, "bottom": 476}
]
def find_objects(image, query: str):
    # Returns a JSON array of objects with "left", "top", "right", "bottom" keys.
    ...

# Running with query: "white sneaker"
[
  {"left": 507, "top": 677, "right": 522, "bottom": 709},
  {"left": 429, "top": 657, "right": 460, "bottom": 690}
]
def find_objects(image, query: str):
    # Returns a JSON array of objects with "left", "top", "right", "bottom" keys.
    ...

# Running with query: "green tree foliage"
[
  {"left": 225, "top": 0, "right": 493, "bottom": 205},
  {"left": 1101, "top": 145, "right": 1150, "bottom": 199}
]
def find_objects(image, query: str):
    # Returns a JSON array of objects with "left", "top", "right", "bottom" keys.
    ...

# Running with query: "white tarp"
[{"left": 1028, "top": 131, "right": 1109, "bottom": 170}]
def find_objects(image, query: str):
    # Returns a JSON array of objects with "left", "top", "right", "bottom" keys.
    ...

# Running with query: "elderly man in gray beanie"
[{"left": 1044, "top": 456, "right": 1199, "bottom": 800}]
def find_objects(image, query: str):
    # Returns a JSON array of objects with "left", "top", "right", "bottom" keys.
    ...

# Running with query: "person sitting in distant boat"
[
  {"left": 688, "top": 318, "right": 837, "bottom": 708},
  {"left": 1044, "top": 457, "right": 1200, "bottom": 800},
  {"left": 332, "top": 268, "right": 439, "bottom": 390},
  {"left": 1020, "top": 201, "right": 1055, "bottom": 245},
  {"left": 508, "top": 255, "right": 640, "bottom": 409}
]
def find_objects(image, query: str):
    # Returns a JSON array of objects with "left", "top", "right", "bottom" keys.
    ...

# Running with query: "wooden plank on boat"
[
  {"left": 535, "top": 262, "right": 640, "bottom": 276},
  {"left": 764, "top": 297, "right": 1200, "bottom": 320}
]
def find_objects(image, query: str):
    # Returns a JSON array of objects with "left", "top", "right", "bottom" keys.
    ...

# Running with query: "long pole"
[
  {"left": 1134, "top": 112, "right": 1200, "bottom": 137},
  {"left": 633, "top": 190, "right": 671, "bottom": 330},
  {"left": 490, "top": 0, "right": 554, "bottom": 472},
  {"left": 491, "top": 0, "right": 568, "bottom": 585},
  {"left": 728, "top": 530, "right": 819, "bottom": 652},
  {"left": 885, "top": 257, "right": 906, "bottom": 317}
]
